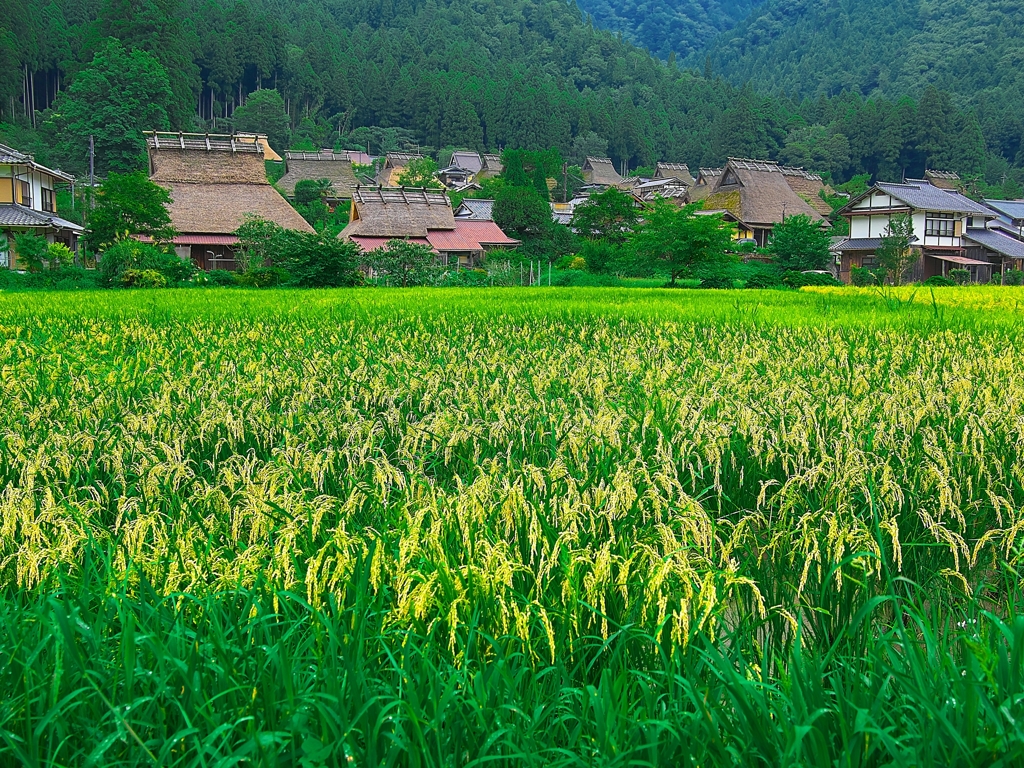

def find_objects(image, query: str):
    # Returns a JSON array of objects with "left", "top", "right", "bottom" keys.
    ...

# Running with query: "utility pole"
[
  {"left": 562, "top": 161, "right": 568, "bottom": 204},
  {"left": 88, "top": 135, "right": 95, "bottom": 210}
]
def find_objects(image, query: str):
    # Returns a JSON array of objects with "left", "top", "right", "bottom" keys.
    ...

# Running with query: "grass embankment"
[{"left": 2, "top": 287, "right": 1024, "bottom": 765}]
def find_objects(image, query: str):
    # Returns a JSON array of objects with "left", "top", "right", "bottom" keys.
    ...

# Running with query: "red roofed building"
[{"left": 340, "top": 188, "right": 518, "bottom": 267}]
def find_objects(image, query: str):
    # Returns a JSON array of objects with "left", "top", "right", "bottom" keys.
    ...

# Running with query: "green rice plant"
[{"left": 0, "top": 286, "right": 1023, "bottom": 763}]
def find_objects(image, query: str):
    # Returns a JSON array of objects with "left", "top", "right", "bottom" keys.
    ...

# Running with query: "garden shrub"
[
  {"left": 1002, "top": 269, "right": 1024, "bottom": 286},
  {"left": 850, "top": 266, "right": 879, "bottom": 286},
  {"left": 699, "top": 274, "right": 734, "bottom": 289},
  {"left": 924, "top": 275, "right": 956, "bottom": 287},
  {"left": 99, "top": 239, "right": 194, "bottom": 286},
  {"left": 119, "top": 269, "right": 168, "bottom": 288},
  {"left": 745, "top": 272, "right": 783, "bottom": 289},
  {"left": 237, "top": 266, "right": 291, "bottom": 288},
  {"left": 949, "top": 268, "right": 971, "bottom": 285},
  {"left": 206, "top": 270, "right": 239, "bottom": 286},
  {"left": 782, "top": 271, "right": 842, "bottom": 288}
]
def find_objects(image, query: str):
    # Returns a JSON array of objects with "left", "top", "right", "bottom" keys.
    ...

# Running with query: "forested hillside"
[
  {"left": 0, "top": 0, "right": 1021, "bottom": 194},
  {"left": 700, "top": 0, "right": 1024, "bottom": 165},
  {"left": 572, "top": 0, "right": 763, "bottom": 59}
]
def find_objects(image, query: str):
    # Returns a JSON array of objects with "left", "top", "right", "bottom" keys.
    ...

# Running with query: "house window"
[
  {"left": 925, "top": 212, "right": 955, "bottom": 236},
  {"left": 19, "top": 180, "right": 32, "bottom": 208},
  {"left": 862, "top": 255, "right": 879, "bottom": 269},
  {"left": 41, "top": 188, "right": 54, "bottom": 212}
]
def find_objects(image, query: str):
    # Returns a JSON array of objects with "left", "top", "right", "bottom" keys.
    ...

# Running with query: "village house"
[
  {"left": 581, "top": 157, "right": 623, "bottom": 190},
  {"left": 692, "top": 158, "right": 829, "bottom": 246},
  {"left": 276, "top": 150, "right": 361, "bottom": 203},
  {"left": 436, "top": 163, "right": 475, "bottom": 189},
  {"left": 478, "top": 154, "right": 503, "bottom": 179},
  {"left": 833, "top": 175, "right": 1003, "bottom": 283},
  {"left": 453, "top": 199, "right": 495, "bottom": 220},
  {"left": 655, "top": 162, "right": 695, "bottom": 186},
  {"left": 0, "top": 143, "right": 81, "bottom": 268},
  {"left": 146, "top": 131, "right": 312, "bottom": 270},
  {"left": 340, "top": 187, "right": 518, "bottom": 267},
  {"left": 376, "top": 152, "right": 424, "bottom": 186}
]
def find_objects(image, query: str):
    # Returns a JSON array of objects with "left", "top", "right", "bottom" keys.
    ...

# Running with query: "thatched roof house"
[
  {"left": 276, "top": 150, "right": 360, "bottom": 199},
  {"left": 234, "top": 133, "right": 282, "bottom": 161},
  {"left": 582, "top": 157, "right": 623, "bottom": 187},
  {"left": 478, "top": 154, "right": 504, "bottom": 179},
  {"left": 696, "top": 158, "right": 825, "bottom": 246},
  {"left": 655, "top": 162, "right": 695, "bottom": 186},
  {"left": 340, "top": 187, "right": 517, "bottom": 267},
  {"left": 146, "top": 131, "right": 312, "bottom": 270},
  {"left": 376, "top": 152, "right": 424, "bottom": 186}
]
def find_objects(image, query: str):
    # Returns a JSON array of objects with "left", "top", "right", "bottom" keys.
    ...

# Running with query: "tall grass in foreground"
[
  {"left": 1, "top": 287, "right": 1024, "bottom": 763},
  {"left": 2, "top": 553, "right": 1023, "bottom": 766}
]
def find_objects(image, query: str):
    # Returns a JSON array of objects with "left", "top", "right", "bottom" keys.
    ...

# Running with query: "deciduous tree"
[
  {"left": 630, "top": 200, "right": 735, "bottom": 285},
  {"left": 85, "top": 171, "right": 175, "bottom": 252},
  {"left": 766, "top": 214, "right": 832, "bottom": 271},
  {"left": 876, "top": 213, "right": 916, "bottom": 285}
]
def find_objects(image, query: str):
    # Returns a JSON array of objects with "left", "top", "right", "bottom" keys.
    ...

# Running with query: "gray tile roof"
[
  {"left": 876, "top": 182, "right": 991, "bottom": 215},
  {"left": 0, "top": 143, "right": 30, "bottom": 163},
  {"left": 984, "top": 199, "right": 1024, "bottom": 223},
  {"left": 454, "top": 199, "right": 494, "bottom": 221},
  {"left": 0, "top": 204, "right": 83, "bottom": 230},
  {"left": 833, "top": 237, "right": 885, "bottom": 251},
  {"left": 965, "top": 228, "right": 1024, "bottom": 260}
]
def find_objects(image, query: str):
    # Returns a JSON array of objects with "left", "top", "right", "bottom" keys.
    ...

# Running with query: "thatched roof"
[
  {"left": 376, "top": 152, "right": 424, "bottom": 186},
  {"left": 655, "top": 162, "right": 695, "bottom": 185},
  {"left": 705, "top": 158, "right": 824, "bottom": 227},
  {"left": 161, "top": 182, "right": 313, "bottom": 235},
  {"left": 925, "top": 170, "right": 961, "bottom": 190},
  {"left": 277, "top": 151, "right": 360, "bottom": 198},
  {"left": 779, "top": 167, "right": 833, "bottom": 216},
  {"left": 148, "top": 133, "right": 267, "bottom": 185},
  {"left": 582, "top": 157, "right": 623, "bottom": 187},
  {"left": 478, "top": 154, "right": 504, "bottom": 178},
  {"left": 234, "top": 133, "right": 282, "bottom": 161},
  {"left": 339, "top": 187, "right": 455, "bottom": 240},
  {"left": 146, "top": 132, "right": 312, "bottom": 235}
]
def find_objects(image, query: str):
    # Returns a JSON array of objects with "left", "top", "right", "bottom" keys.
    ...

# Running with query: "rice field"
[{"left": 2, "top": 286, "right": 1024, "bottom": 766}]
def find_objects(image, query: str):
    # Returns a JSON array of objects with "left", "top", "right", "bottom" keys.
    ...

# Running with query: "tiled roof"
[
  {"left": 454, "top": 199, "right": 494, "bottom": 220},
  {"left": 965, "top": 228, "right": 1024, "bottom": 260},
  {"left": 0, "top": 204, "right": 83, "bottom": 230},
  {"left": 0, "top": 143, "right": 30, "bottom": 163},
  {"left": 876, "top": 182, "right": 991, "bottom": 215},
  {"left": 984, "top": 199, "right": 1024, "bottom": 223},
  {"left": 833, "top": 238, "right": 886, "bottom": 251}
]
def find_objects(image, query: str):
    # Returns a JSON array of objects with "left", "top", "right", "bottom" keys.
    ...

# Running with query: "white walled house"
[
  {"left": 0, "top": 143, "right": 81, "bottom": 269},
  {"left": 835, "top": 178, "right": 996, "bottom": 283}
]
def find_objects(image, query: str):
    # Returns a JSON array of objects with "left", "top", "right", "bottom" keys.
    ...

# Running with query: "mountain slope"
[
  {"left": 701, "top": 0, "right": 1024, "bottom": 104},
  {"left": 572, "top": 0, "right": 765, "bottom": 59}
]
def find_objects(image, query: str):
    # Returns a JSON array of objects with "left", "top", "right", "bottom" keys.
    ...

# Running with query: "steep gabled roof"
[
  {"left": 477, "top": 154, "right": 504, "bottom": 179},
  {"left": 582, "top": 157, "right": 623, "bottom": 186},
  {"left": 451, "top": 151, "right": 484, "bottom": 174},
  {"left": 655, "top": 162, "right": 695, "bottom": 185},
  {"left": 277, "top": 151, "right": 360, "bottom": 198},
  {"left": 965, "top": 228, "right": 1024, "bottom": 260},
  {"left": 925, "top": 170, "right": 961, "bottom": 190},
  {"left": 376, "top": 152, "right": 425, "bottom": 186},
  {"left": 340, "top": 187, "right": 455, "bottom": 239},
  {"left": 705, "top": 158, "right": 824, "bottom": 226},
  {"left": 146, "top": 132, "right": 312, "bottom": 235}
]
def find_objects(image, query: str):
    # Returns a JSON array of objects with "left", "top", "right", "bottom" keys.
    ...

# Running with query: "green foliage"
[
  {"left": 1002, "top": 269, "right": 1024, "bottom": 286},
  {"left": 501, "top": 151, "right": 530, "bottom": 187},
  {"left": 396, "top": 158, "right": 443, "bottom": 189},
  {"left": 275, "top": 231, "right": 362, "bottom": 287},
  {"left": 767, "top": 214, "right": 832, "bottom": 271},
  {"left": 493, "top": 187, "right": 552, "bottom": 239},
  {"left": 532, "top": 164, "right": 550, "bottom": 202},
  {"left": 924, "top": 275, "right": 956, "bottom": 287},
  {"left": 236, "top": 266, "right": 292, "bottom": 288},
  {"left": 949, "top": 268, "right": 971, "bottom": 286},
  {"left": 877, "top": 214, "right": 917, "bottom": 286},
  {"left": 119, "top": 268, "right": 168, "bottom": 288},
  {"left": 366, "top": 240, "right": 441, "bottom": 287},
  {"left": 231, "top": 89, "right": 290, "bottom": 151},
  {"left": 84, "top": 172, "right": 175, "bottom": 253},
  {"left": 629, "top": 201, "right": 737, "bottom": 284},
  {"left": 781, "top": 270, "right": 841, "bottom": 288},
  {"left": 99, "top": 239, "right": 194, "bottom": 286},
  {"left": 12, "top": 233, "right": 50, "bottom": 272},
  {"left": 851, "top": 265, "right": 882, "bottom": 287},
  {"left": 45, "top": 40, "right": 173, "bottom": 175},
  {"left": 291, "top": 179, "right": 346, "bottom": 231},
  {"left": 206, "top": 269, "right": 239, "bottom": 286},
  {"left": 234, "top": 215, "right": 284, "bottom": 274},
  {"left": 0, "top": 266, "right": 102, "bottom": 291},
  {"left": 571, "top": 188, "right": 641, "bottom": 245}
]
